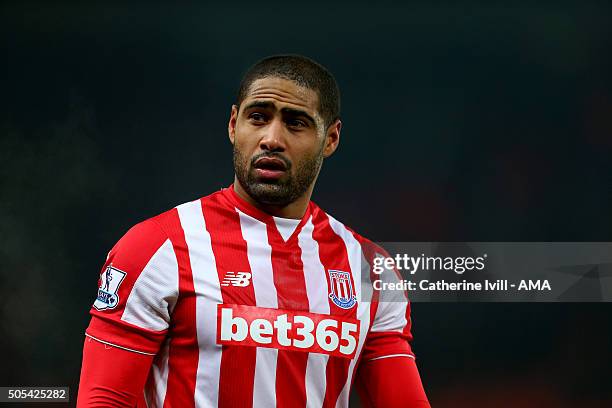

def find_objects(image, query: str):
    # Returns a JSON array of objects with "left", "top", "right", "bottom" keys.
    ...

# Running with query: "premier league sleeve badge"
[{"left": 93, "top": 265, "right": 127, "bottom": 311}]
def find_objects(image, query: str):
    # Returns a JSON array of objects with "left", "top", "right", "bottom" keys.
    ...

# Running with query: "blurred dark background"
[{"left": 1, "top": 2, "right": 611, "bottom": 407}]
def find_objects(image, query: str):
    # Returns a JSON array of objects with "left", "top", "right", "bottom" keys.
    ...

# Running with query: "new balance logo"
[{"left": 221, "top": 271, "right": 252, "bottom": 287}]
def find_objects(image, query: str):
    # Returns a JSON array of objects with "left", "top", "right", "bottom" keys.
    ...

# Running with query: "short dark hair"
[{"left": 236, "top": 54, "right": 341, "bottom": 129}]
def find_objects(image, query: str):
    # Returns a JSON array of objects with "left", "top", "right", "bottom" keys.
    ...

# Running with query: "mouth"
[{"left": 252, "top": 156, "right": 288, "bottom": 180}]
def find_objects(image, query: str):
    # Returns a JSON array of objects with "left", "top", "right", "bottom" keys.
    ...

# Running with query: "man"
[{"left": 77, "top": 55, "right": 430, "bottom": 407}]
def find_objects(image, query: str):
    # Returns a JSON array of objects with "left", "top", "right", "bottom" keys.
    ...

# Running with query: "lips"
[
  {"left": 253, "top": 156, "right": 288, "bottom": 180},
  {"left": 254, "top": 157, "right": 287, "bottom": 171}
]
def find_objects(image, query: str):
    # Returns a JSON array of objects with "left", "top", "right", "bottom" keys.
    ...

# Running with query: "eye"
[
  {"left": 287, "top": 119, "right": 307, "bottom": 128},
  {"left": 248, "top": 112, "right": 267, "bottom": 123}
]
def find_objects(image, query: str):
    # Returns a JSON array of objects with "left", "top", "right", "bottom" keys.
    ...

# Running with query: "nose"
[{"left": 259, "top": 118, "right": 286, "bottom": 152}]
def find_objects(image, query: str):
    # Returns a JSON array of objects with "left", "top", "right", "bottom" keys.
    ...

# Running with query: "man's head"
[{"left": 229, "top": 55, "right": 342, "bottom": 209}]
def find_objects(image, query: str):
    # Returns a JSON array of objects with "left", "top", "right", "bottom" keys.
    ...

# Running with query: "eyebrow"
[{"left": 243, "top": 100, "right": 317, "bottom": 126}]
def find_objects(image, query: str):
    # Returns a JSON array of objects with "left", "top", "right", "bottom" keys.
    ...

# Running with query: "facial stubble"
[{"left": 233, "top": 140, "right": 325, "bottom": 207}]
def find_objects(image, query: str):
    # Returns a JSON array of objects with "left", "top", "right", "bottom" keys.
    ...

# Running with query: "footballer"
[{"left": 77, "top": 55, "right": 430, "bottom": 407}]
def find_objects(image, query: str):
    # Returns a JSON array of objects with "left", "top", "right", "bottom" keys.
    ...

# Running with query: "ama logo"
[
  {"left": 93, "top": 266, "right": 127, "bottom": 311},
  {"left": 327, "top": 270, "right": 357, "bottom": 309}
]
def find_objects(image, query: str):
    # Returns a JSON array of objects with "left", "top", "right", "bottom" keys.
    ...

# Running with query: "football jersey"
[{"left": 86, "top": 185, "right": 415, "bottom": 408}]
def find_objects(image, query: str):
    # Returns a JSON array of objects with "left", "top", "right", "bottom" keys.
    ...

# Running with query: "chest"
[{"left": 181, "top": 236, "right": 369, "bottom": 359}]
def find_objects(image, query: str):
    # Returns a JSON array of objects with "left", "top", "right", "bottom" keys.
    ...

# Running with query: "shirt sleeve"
[
  {"left": 361, "top": 250, "right": 415, "bottom": 362},
  {"left": 77, "top": 336, "right": 153, "bottom": 407},
  {"left": 355, "top": 355, "right": 430, "bottom": 408},
  {"left": 356, "top": 248, "right": 429, "bottom": 407},
  {"left": 85, "top": 218, "right": 179, "bottom": 355}
]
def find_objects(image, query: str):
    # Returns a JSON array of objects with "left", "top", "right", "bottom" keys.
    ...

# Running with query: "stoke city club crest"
[{"left": 327, "top": 270, "right": 357, "bottom": 309}]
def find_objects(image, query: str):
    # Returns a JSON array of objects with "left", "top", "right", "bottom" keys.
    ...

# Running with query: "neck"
[{"left": 232, "top": 177, "right": 313, "bottom": 219}]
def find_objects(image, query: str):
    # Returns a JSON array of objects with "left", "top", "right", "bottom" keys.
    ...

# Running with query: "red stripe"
[
  {"left": 202, "top": 195, "right": 257, "bottom": 408},
  {"left": 268, "top": 221, "right": 310, "bottom": 408},
  {"left": 155, "top": 209, "right": 199, "bottom": 408},
  {"left": 311, "top": 210, "right": 358, "bottom": 408}
]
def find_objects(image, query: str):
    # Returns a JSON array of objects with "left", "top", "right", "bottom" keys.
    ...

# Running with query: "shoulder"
[
  {"left": 309, "top": 202, "right": 387, "bottom": 260},
  {"left": 106, "top": 213, "right": 172, "bottom": 278},
  {"left": 120, "top": 189, "right": 226, "bottom": 245},
  {"left": 107, "top": 193, "right": 207, "bottom": 265}
]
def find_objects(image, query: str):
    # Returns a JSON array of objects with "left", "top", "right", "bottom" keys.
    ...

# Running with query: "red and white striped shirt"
[{"left": 85, "top": 185, "right": 415, "bottom": 407}]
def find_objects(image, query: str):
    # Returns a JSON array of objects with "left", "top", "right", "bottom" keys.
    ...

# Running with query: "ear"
[
  {"left": 228, "top": 104, "right": 239, "bottom": 145},
  {"left": 323, "top": 119, "right": 342, "bottom": 158}
]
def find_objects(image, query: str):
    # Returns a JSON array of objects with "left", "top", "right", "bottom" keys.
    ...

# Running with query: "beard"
[{"left": 233, "top": 143, "right": 324, "bottom": 207}]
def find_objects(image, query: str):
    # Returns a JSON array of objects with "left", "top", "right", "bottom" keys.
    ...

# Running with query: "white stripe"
[
  {"left": 84, "top": 333, "right": 155, "bottom": 355},
  {"left": 145, "top": 338, "right": 171, "bottom": 408},
  {"left": 238, "top": 209, "right": 278, "bottom": 408},
  {"left": 305, "top": 353, "right": 329, "bottom": 408},
  {"left": 370, "top": 253, "right": 409, "bottom": 333},
  {"left": 367, "top": 353, "right": 415, "bottom": 361},
  {"left": 327, "top": 216, "right": 372, "bottom": 408},
  {"left": 273, "top": 215, "right": 300, "bottom": 241},
  {"left": 298, "top": 217, "right": 330, "bottom": 408},
  {"left": 122, "top": 239, "right": 179, "bottom": 331},
  {"left": 177, "top": 200, "right": 222, "bottom": 408}
]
